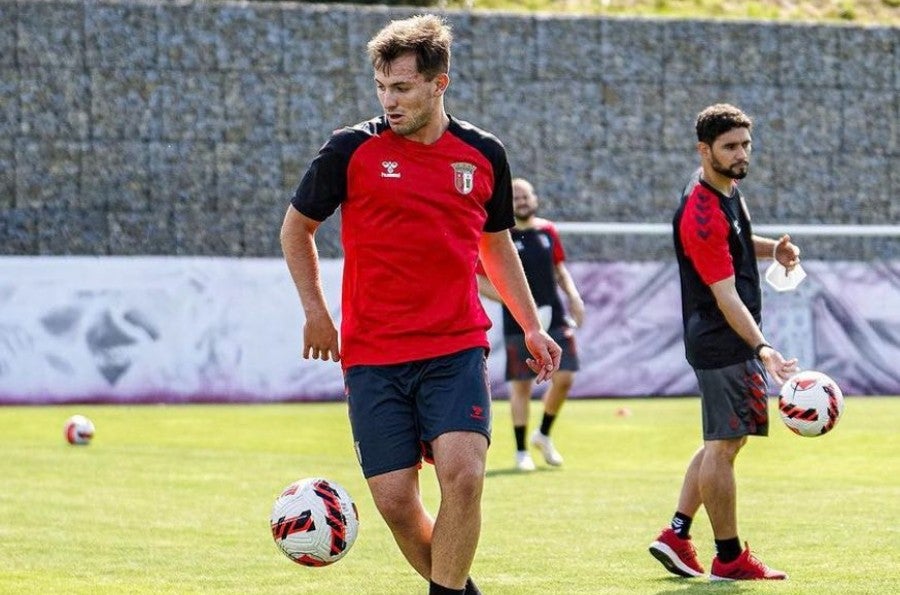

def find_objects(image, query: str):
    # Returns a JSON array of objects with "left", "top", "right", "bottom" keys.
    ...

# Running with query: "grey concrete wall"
[{"left": 1, "top": 0, "right": 897, "bottom": 260}]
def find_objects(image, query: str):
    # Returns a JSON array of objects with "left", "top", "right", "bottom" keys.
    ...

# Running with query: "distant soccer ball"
[
  {"left": 64, "top": 414, "right": 95, "bottom": 445},
  {"left": 270, "top": 477, "right": 359, "bottom": 567},
  {"left": 778, "top": 370, "right": 844, "bottom": 437}
]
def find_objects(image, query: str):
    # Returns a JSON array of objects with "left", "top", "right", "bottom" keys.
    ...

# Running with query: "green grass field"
[{"left": 2, "top": 397, "right": 898, "bottom": 594}]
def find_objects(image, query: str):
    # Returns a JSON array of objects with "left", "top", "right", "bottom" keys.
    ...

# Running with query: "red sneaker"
[
  {"left": 649, "top": 528, "right": 705, "bottom": 577},
  {"left": 710, "top": 543, "right": 787, "bottom": 581}
]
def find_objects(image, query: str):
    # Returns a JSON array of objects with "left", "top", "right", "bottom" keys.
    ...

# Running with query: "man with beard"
[
  {"left": 649, "top": 103, "right": 801, "bottom": 581},
  {"left": 477, "top": 178, "right": 584, "bottom": 471}
]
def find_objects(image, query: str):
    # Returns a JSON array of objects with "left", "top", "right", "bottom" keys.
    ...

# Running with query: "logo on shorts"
[{"left": 469, "top": 405, "right": 486, "bottom": 420}]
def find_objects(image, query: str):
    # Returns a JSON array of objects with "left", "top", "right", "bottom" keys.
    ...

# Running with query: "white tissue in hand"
[
  {"left": 765, "top": 261, "right": 806, "bottom": 292},
  {"left": 538, "top": 305, "right": 553, "bottom": 329}
]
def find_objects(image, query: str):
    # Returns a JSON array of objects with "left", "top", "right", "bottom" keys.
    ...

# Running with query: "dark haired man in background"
[{"left": 649, "top": 103, "right": 800, "bottom": 581}]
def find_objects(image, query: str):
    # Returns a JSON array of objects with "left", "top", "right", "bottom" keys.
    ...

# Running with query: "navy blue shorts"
[
  {"left": 695, "top": 358, "right": 769, "bottom": 440},
  {"left": 505, "top": 326, "right": 579, "bottom": 381},
  {"left": 343, "top": 347, "right": 492, "bottom": 479}
]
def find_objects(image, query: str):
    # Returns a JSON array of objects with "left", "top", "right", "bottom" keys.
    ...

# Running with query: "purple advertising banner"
[
  {"left": 0, "top": 257, "right": 897, "bottom": 404},
  {"left": 529, "top": 260, "right": 900, "bottom": 399}
]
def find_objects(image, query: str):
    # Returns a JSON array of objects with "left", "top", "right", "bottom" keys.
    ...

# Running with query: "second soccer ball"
[
  {"left": 64, "top": 414, "right": 95, "bottom": 445},
  {"left": 778, "top": 370, "right": 844, "bottom": 437}
]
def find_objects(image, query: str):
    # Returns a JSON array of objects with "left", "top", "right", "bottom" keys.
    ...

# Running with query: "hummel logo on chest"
[{"left": 381, "top": 161, "right": 401, "bottom": 178}]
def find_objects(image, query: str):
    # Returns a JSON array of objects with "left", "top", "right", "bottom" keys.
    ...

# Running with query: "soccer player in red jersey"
[
  {"left": 477, "top": 178, "right": 584, "bottom": 472},
  {"left": 280, "top": 15, "right": 561, "bottom": 595},
  {"left": 649, "top": 104, "right": 800, "bottom": 581}
]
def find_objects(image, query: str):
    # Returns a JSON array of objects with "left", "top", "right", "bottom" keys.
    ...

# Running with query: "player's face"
[
  {"left": 708, "top": 127, "right": 752, "bottom": 180},
  {"left": 374, "top": 53, "right": 446, "bottom": 140},
  {"left": 513, "top": 182, "right": 538, "bottom": 221}
]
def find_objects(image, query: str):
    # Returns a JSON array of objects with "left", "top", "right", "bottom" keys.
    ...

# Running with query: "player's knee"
[
  {"left": 438, "top": 464, "right": 485, "bottom": 501},
  {"left": 553, "top": 373, "right": 574, "bottom": 392},
  {"left": 374, "top": 491, "right": 421, "bottom": 526},
  {"left": 705, "top": 436, "right": 744, "bottom": 461}
]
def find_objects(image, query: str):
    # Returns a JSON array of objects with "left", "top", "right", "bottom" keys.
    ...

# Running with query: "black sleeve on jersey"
[
  {"left": 449, "top": 117, "right": 515, "bottom": 233},
  {"left": 484, "top": 150, "right": 514, "bottom": 233},
  {"left": 290, "top": 120, "right": 379, "bottom": 222}
]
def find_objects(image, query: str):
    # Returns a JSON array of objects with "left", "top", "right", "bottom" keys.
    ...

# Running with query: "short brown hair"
[
  {"left": 695, "top": 103, "right": 753, "bottom": 145},
  {"left": 367, "top": 14, "right": 452, "bottom": 80}
]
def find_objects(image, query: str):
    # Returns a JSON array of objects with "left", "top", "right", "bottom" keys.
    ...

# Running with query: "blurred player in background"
[
  {"left": 477, "top": 178, "right": 584, "bottom": 471},
  {"left": 649, "top": 103, "right": 800, "bottom": 581},
  {"left": 280, "top": 14, "right": 561, "bottom": 595}
]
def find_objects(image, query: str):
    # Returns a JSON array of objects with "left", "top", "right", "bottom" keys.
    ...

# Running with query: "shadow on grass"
[
  {"left": 651, "top": 576, "right": 752, "bottom": 594},
  {"left": 485, "top": 466, "right": 560, "bottom": 478}
]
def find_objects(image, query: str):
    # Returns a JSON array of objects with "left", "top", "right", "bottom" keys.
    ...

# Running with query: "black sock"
[
  {"left": 670, "top": 512, "right": 693, "bottom": 539},
  {"left": 429, "top": 580, "right": 464, "bottom": 595},
  {"left": 464, "top": 577, "right": 481, "bottom": 595},
  {"left": 539, "top": 413, "right": 556, "bottom": 436},
  {"left": 514, "top": 425, "right": 526, "bottom": 451},
  {"left": 714, "top": 537, "right": 742, "bottom": 563}
]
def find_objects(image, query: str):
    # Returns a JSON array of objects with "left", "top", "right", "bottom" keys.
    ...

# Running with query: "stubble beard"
[
  {"left": 389, "top": 111, "right": 429, "bottom": 138},
  {"left": 514, "top": 206, "right": 536, "bottom": 223}
]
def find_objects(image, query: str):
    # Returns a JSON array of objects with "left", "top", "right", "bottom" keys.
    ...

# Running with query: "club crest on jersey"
[
  {"left": 451, "top": 162, "right": 476, "bottom": 195},
  {"left": 381, "top": 160, "right": 400, "bottom": 178}
]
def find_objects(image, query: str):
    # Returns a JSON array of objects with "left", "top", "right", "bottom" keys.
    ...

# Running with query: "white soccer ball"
[
  {"left": 64, "top": 414, "right": 95, "bottom": 445},
  {"left": 270, "top": 477, "right": 360, "bottom": 567},
  {"left": 778, "top": 370, "right": 844, "bottom": 437}
]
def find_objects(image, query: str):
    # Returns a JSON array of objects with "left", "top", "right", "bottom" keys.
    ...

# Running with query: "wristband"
[
  {"left": 754, "top": 343, "right": 772, "bottom": 359},
  {"left": 772, "top": 242, "right": 779, "bottom": 262}
]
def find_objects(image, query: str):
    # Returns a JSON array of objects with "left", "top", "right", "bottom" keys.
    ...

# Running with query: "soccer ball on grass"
[
  {"left": 64, "top": 414, "right": 95, "bottom": 445},
  {"left": 270, "top": 477, "right": 360, "bottom": 567},
  {"left": 778, "top": 370, "right": 844, "bottom": 437}
]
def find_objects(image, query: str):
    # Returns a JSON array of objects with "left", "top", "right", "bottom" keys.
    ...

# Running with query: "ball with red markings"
[
  {"left": 64, "top": 414, "right": 95, "bottom": 445},
  {"left": 270, "top": 477, "right": 359, "bottom": 567},
  {"left": 779, "top": 370, "right": 844, "bottom": 437}
]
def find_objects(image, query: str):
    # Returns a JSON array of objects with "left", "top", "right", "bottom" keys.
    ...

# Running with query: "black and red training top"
[
  {"left": 292, "top": 115, "right": 514, "bottom": 368},
  {"left": 673, "top": 168, "right": 761, "bottom": 369}
]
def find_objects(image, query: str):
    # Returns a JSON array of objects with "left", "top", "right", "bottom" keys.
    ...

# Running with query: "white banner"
[
  {"left": 1, "top": 257, "right": 898, "bottom": 403},
  {"left": 0, "top": 257, "right": 348, "bottom": 403}
]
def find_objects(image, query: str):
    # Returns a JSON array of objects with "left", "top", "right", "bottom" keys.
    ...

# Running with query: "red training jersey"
[{"left": 291, "top": 115, "right": 515, "bottom": 368}]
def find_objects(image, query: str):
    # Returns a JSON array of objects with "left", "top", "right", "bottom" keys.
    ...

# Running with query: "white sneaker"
[
  {"left": 515, "top": 450, "right": 536, "bottom": 471},
  {"left": 530, "top": 430, "right": 564, "bottom": 466}
]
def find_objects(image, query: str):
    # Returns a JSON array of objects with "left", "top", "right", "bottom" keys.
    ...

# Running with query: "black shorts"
[
  {"left": 695, "top": 359, "right": 769, "bottom": 440},
  {"left": 343, "top": 347, "right": 492, "bottom": 479},
  {"left": 504, "top": 326, "right": 579, "bottom": 381}
]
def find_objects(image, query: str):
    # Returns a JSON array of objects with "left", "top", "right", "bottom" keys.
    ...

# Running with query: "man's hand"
[
  {"left": 568, "top": 296, "right": 585, "bottom": 328},
  {"left": 758, "top": 345, "right": 799, "bottom": 386},
  {"left": 303, "top": 314, "right": 340, "bottom": 362},
  {"left": 524, "top": 330, "right": 562, "bottom": 383},
  {"left": 774, "top": 234, "right": 801, "bottom": 271}
]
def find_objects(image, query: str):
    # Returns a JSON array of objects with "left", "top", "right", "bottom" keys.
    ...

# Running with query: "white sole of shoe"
[
  {"left": 648, "top": 541, "right": 704, "bottom": 578},
  {"left": 709, "top": 572, "right": 787, "bottom": 581}
]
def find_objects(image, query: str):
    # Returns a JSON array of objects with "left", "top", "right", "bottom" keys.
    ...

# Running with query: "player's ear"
[
  {"left": 697, "top": 141, "right": 710, "bottom": 159},
  {"left": 433, "top": 73, "right": 450, "bottom": 96}
]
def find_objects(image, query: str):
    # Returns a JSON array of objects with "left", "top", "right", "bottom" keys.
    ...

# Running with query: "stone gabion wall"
[{"left": 1, "top": 0, "right": 897, "bottom": 260}]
